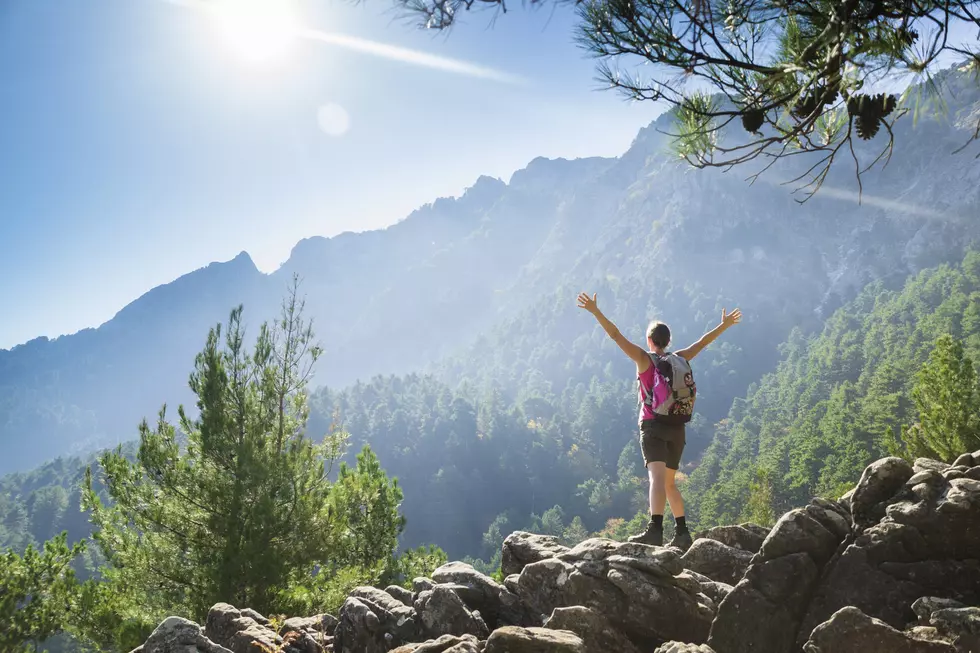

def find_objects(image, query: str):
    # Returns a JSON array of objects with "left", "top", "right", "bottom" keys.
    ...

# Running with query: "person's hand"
[
  {"left": 577, "top": 292, "right": 599, "bottom": 314},
  {"left": 722, "top": 308, "right": 742, "bottom": 328}
]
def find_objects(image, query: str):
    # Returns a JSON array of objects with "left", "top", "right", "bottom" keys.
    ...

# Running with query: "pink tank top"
[{"left": 637, "top": 357, "right": 668, "bottom": 423}]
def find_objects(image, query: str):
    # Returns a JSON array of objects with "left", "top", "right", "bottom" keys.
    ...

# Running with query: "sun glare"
[{"left": 209, "top": 0, "right": 299, "bottom": 66}]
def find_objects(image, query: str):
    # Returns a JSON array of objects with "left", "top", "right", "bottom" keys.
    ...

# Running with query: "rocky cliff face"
[{"left": 131, "top": 448, "right": 980, "bottom": 653}]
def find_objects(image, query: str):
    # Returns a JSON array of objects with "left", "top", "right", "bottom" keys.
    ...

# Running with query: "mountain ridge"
[{"left": 1, "top": 69, "right": 979, "bottom": 474}]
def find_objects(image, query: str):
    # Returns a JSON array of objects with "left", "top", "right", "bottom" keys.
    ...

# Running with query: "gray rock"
[
  {"left": 914, "top": 458, "right": 951, "bottom": 474},
  {"left": 805, "top": 498, "right": 852, "bottom": 540},
  {"left": 758, "top": 508, "right": 840, "bottom": 567},
  {"left": 351, "top": 586, "right": 416, "bottom": 620},
  {"left": 744, "top": 552, "right": 818, "bottom": 605},
  {"left": 414, "top": 577, "right": 436, "bottom": 594},
  {"left": 142, "top": 617, "right": 232, "bottom": 653},
  {"left": 907, "top": 470, "right": 946, "bottom": 487},
  {"left": 556, "top": 539, "right": 684, "bottom": 575},
  {"left": 414, "top": 585, "right": 490, "bottom": 640},
  {"left": 913, "top": 597, "right": 966, "bottom": 623},
  {"left": 708, "top": 507, "right": 841, "bottom": 653},
  {"left": 501, "top": 532, "right": 570, "bottom": 576},
  {"left": 654, "top": 644, "right": 716, "bottom": 653},
  {"left": 391, "top": 634, "right": 482, "bottom": 653},
  {"left": 281, "top": 613, "right": 338, "bottom": 636},
  {"left": 484, "top": 626, "right": 585, "bottom": 653},
  {"left": 930, "top": 607, "right": 980, "bottom": 652},
  {"left": 239, "top": 609, "right": 269, "bottom": 626},
  {"left": 851, "top": 457, "right": 914, "bottom": 529},
  {"left": 386, "top": 585, "right": 415, "bottom": 607},
  {"left": 952, "top": 453, "right": 975, "bottom": 468},
  {"left": 515, "top": 539, "right": 712, "bottom": 648},
  {"left": 681, "top": 538, "right": 753, "bottom": 585},
  {"left": 708, "top": 583, "right": 799, "bottom": 653},
  {"left": 204, "top": 603, "right": 280, "bottom": 653},
  {"left": 698, "top": 524, "right": 768, "bottom": 553},
  {"left": 803, "top": 606, "right": 956, "bottom": 653},
  {"left": 431, "top": 561, "right": 537, "bottom": 628},
  {"left": 332, "top": 597, "right": 387, "bottom": 653},
  {"left": 544, "top": 606, "right": 641, "bottom": 653}
]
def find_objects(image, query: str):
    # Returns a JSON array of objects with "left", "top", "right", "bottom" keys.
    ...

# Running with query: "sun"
[{"left": 208, "top": 0, "right": 299, "bottom": 66}]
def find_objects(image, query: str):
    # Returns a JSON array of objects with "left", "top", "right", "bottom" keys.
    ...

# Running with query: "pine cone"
[{"left": 742, "top": 109, "right": 766, "bottom": 134}]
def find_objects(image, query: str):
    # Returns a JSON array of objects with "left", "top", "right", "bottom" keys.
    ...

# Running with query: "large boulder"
[
  {"left": 141, "top": 617, "right": 232, "bottom": 653},
  {"left": 414, "top": 585, "right": 490, "bottom": 640},
  {"left": 708, "top": 500, "right": 849, "bottom": 653},
  {"left": 333, "top": 595, "right": 417, "bottom": 653},
  {"left": 929, "top": 607, "right": 980, "bottom": 653},
  {"left": 697, "top": 524, "right": 768, "bottom": 553},
  {"left": 802, "top": 606, "right": 956, "bottom": 653},
  {"left": 347, "top": 586, "right": 419, "bottom": 644},
  {"left": 484, "top": 626, "right": 585, "bottom": 653},
  {"left": 431, "top": 561, "right": 538, "bottom": 628},
  {"left": 386, "top": 585, "right": 415, "bottom": 607},
  {"left": 797, "top": 457, "right": 980, "bottom": 646},
  {"left": 390, "top": 634, "right": 482, "bottom": 653},
  {"left": 281, "top": 613, "right": 338, "bottom": 636},
  {"left": 681, "top": 538, "right": 754, "bottom": 585},
  {"left": 515, "top": 538, "right": 714, "bottom": 649},
  {"left": 850, "top": 457, "right": 914, "bottom": 529},
  {"left": 544, "top": 606, "right": 641, "bottom": 653},
  {"left": 501, "top": 531, "right": 570, "bottom": 576},
  {"left": 204, "top": 603, "right": 280, "bottom": 653},
  {"left": 654, "top": 645, "right": 717, "bottom": 653}
]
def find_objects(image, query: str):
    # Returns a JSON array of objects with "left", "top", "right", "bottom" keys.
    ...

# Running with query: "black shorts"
[{"left": 639, "top": 419, "right": 686, "bottom": 470}]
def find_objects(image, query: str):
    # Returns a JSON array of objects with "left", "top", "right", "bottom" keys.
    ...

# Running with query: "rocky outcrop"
[
  {"left": 484, "top": 626, "right": 584, "bottom": 653},
  {"left": 516, "top": 538, "right": 716, "bottom": 648},
  {"left": 802, "top": 606, "right": 956, "bottom": 653},
  {"left": 697, "top": 523, "right": 769, "bottom": 553},
  {"left": 681, "top": 538, "right": 754, "bottom": 585},
  {"left": 500, "top": 532, "right": 570, "bottom": 576},
  {"left": 132, "top": 451, "right": 980, "bottom": 653},
  {"left": 205, "top": 603, "right": 281, "bottom": 653},
  {"left": 391, "top": 634, "right": 482, "bottom": 653},
  {"left": 414, "top": 585, "right": 489, "bottom": 640},
  {"left": 707, "top": 497, "right": 852, "bottom": 653},
  {"left": 543, "top": 606, "right": 641, "bottom": 653},
  {"left": 430, "top": 561, "right": 537, "bottom": 629},
  {"left": 139, "top": 617, "right": 233, "bottom": 653},
  {"left": 796, "top": 459, "right": 980, "bottom": 647},
  {"left": 654, "top": 644, "right": 717, "bottom": 653}
]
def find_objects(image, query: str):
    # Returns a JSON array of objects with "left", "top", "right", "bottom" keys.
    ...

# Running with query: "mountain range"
[{"left": 2, "top": 65, "right": 979, "bottom": 476}]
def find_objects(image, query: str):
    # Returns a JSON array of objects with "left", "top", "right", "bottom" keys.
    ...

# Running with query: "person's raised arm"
[
  {"left": 577, "top": 292, "right": 650, "bottom": 372},
  {"left": 676, "top": 308, "right": 742, "bottom": 361}
]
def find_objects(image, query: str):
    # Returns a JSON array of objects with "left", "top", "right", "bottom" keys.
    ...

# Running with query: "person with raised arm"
[{"left": 577, "top": 292, "right": 742, "bottom": 549}]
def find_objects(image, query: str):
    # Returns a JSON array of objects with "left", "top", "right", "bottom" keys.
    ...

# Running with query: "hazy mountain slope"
[
  {"left": 0, "top": 253, "right": 272, "bottom": 473},
  {"left": 436, "top": 69, "right": 980, "bottom": 438},
  {"left": 1, "top": 68, "right": 977, "bottom": 476}
]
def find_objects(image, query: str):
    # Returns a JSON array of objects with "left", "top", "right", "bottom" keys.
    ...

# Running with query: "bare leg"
[
  {"left": 647, "top": 461, "right": 667, "bottom": 516},
  {"left": 665, "top": 467, "right": 685, "bottom": 517}
]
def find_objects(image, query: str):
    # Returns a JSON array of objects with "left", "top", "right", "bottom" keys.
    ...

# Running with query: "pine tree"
[
  {"left": 83, "top": 277, "right": 352, "bottom": 621},
  {"left": 561, "top": 516, "right": 590, "bottom": 546},
  {"left": 0, "top": 532, "right": 83, "bottom": 653},
  {"left": 902, "top": 334, "right": 980, "bottom": 462},
  {"left": 743, "top": 467, "right": 776, "bottom": 527},
  {"left": 327, "top": 445, "right": 406, "bottom": 571}
]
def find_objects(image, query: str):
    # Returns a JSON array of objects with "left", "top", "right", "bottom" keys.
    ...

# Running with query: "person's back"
[{"left": 577, "top": 292, "right": 741, "bottom": 549}]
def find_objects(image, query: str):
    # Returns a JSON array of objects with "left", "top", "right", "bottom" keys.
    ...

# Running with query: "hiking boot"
[
  {"left": 668, "top": 530, "right": 693, "bottom": 552},
  {"left": 628, "top": 521, "right": 664, "bottom": 546}
]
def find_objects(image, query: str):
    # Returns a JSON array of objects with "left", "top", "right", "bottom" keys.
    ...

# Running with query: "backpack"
[{"left": 641, "top": 352, "right": 697, "bottom": 423}]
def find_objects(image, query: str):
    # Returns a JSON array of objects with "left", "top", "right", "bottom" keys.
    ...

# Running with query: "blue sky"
[{"left": 0, "top": 0, "right": 663, "bottom": 350}]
